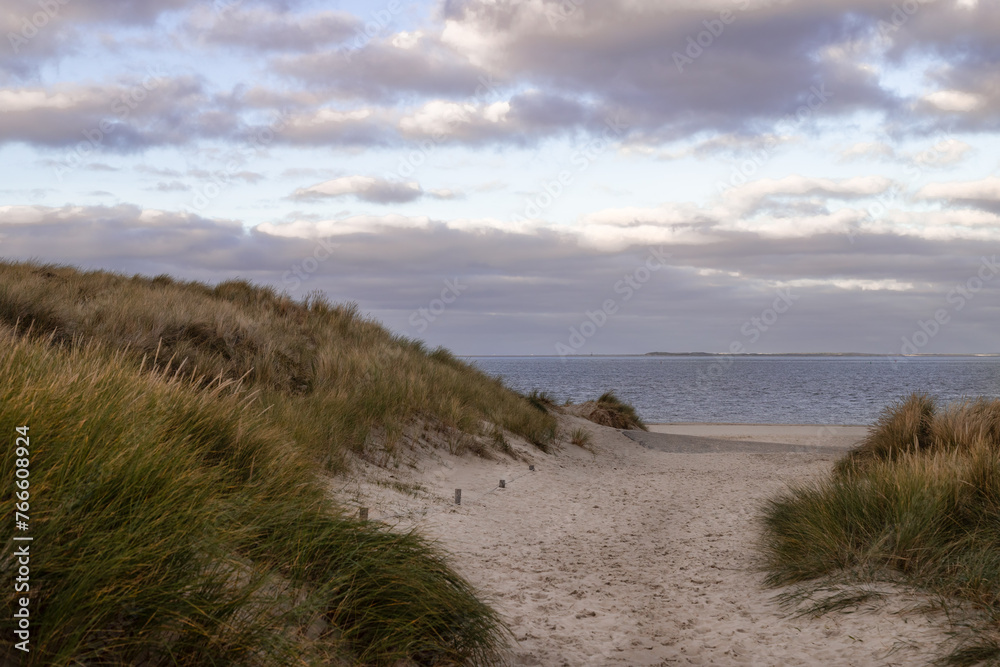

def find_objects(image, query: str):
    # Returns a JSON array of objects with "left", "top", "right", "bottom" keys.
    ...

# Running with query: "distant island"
[
  {"left": 466, "top": 352, "right": 1000, "bottom": 358},
  {"left": 643, "top": 352, "right": 1000, "bottom": 357}
]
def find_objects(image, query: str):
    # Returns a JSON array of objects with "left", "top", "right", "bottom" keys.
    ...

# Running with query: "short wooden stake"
[
  {"left": 455, "top": 489, "right": 462, "bottom": 505},
  {"left": 499, "top": 479, "right": 505, "bottom": 488},
  {"left": 358, "top": 507, "right": 368, "bottom": 521}
]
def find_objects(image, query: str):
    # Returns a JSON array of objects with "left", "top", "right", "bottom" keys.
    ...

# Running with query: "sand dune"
[{"left": 332, "top": 417, "right": 951, "bottom": 666}]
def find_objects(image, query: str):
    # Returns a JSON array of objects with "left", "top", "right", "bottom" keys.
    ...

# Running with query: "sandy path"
[{"left": 333, "top": 419, "right": 951, "bottom": 666}]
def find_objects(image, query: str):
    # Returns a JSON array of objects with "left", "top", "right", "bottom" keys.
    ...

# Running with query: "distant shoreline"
[{"left": 463, "top": 352, "right": 1000, "bottom": 358}]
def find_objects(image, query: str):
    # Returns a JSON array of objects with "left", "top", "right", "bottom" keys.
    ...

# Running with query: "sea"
[{"left": 466, "top": 355, "right": 1000, "bottom": 425}]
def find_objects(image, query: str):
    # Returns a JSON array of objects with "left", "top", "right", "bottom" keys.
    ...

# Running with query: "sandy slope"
[{"left": 331, "top": 418, "right": 952, "bottom": 666}]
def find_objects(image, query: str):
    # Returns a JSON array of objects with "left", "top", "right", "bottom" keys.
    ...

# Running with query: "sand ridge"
[{"left": 331, "top": 418, "right": 952, "bottom": 666}]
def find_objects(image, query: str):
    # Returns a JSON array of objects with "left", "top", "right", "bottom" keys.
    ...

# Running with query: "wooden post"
[
  {"left": 358, "top": 507, "right": 368, "bottom": 521},
  {"left": 455, "top": 489, "right": 462, "bottom": 505},
  {"left": 499, "top": 479, "right": 505, "bottom": 488}
]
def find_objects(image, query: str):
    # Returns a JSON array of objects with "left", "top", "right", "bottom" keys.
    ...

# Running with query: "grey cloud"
[
  {"left": 2, "top": 0, "right": 220, "bottom": 78},
  {"left": 0, "top": 77, "right": 240, "bottom": 152},
  {"left": 288, "top": 0, "right": 996, "bottom": 146},
  {"left": 290, "top": 176, "right": 458, "bottom": 204},
  {"left": 916, "top": 176, "right": 1000, "bottom": 214},
  {"left": 873, "top": 2, "right": 1000, "bottom": 131},
  {"left": 916, "top": 65, "right": 1000, "bottom": 132},
  {"left": 55, "top": 0, "right": 197, "bottom": 25},
  {"left": 433, "top": 0, "right": 896, "bottom": 140},
  {"left": 188, "top": 169, "right": 264, "bottom": 184},
  {"left": 274, "top": 38, "right": 487, "bottom": 102},
  {"left": 136, "top": 165, "right": 182, "bottom": 177},
  {"left": 148, "top": 180, "right": 189, "bottom": 192},
  {"left": 881, "top": 0, "right": 1000, "bottom": 65},
  {"left": 2, "top": 204, "right": 998, "bottom": 354},
  {"left": 6, "top": 0, "right": 999, "bottom": 157}
]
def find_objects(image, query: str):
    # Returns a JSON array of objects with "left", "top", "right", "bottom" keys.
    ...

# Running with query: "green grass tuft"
[
  {"left": 834, "top": 392, "right": 936, "bottom": 475},
  {"left": 525, "top": 389, "right": 558, "bottom": 413},
  {"left": 582, "top": 391, "right": 647, "bottom": 431},
  {"left": 570, "top": 426, "right": 593, "bottom": 449},
  {"left": 760, "top": 392, "right": 1000, "bottom": 664}
]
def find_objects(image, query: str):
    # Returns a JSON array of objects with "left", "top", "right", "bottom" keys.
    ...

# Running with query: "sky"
[{"left": 1, "top": 0, "right": 999, "bottom": 355}]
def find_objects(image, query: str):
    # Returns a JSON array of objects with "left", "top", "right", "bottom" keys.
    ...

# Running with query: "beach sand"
[{"left": 331, "top": 417, "right": 952, "bottom": 666}]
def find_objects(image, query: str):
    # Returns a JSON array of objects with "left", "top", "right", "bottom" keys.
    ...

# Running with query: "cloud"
[
  {"left": 839, "top": 141, "right": 895, "bottom": 162},
  {"left": 277, "top": 107, "right": 394, "bottom": 146},
  {"left": 720, "top": 175, "right": 894, "bottom": 213},
  {"left": 918, "top": 176, "right": 1000, "bottom": 202},
  {"left": 921, "top": 90, "right": 984, "bottom": 112},
  {"left": 909, "top": 138, "right": 973, "bottom": 167},
  {"left": 148, "top": 180, "right": 189, "bottom": 192},
  {"left": 292, "top": 176, "right": 423, "bottom": 203},
  {"left": 0, "top": 76, "right": 237, "bottom": 151},
  {"left": 3, "top": 202, "right": 999, "bottom": 355},
  {"left": 3, "top": 0, "right": 998, "bottom": 157},
  {"left": 274, "top": 34, "right": 488, "bottom": 101},
  {"left": 259, "top": 0, "right": 903, "bottom": 147},
  {"left": 290, "top": 176, "right": 461, "bottom": 204},
  {"left": 1, "top": 0, "right": 251, "bottom": 77},
  {"left": 916, "top": 176, "right": 1000, "bottom": 213},
  {"left": 186, "top": 7, "right": 358, "bottom": 53},
  {"left": 434, "top": 0, "right": 895, "bottom": 140},
  {"left": 188, "top": 169, "right": 264, "bottom": 184}
]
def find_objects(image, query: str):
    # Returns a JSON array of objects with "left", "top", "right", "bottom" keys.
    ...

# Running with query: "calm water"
[{"left": 467, "top": 356, "right": 1000, "bottom": 425}]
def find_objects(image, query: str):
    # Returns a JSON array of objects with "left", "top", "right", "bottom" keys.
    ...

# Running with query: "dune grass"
[
  {"left": 761, "top": 392, "right": 1000, "bottom": 664},
  {"left": 570, "top": 427, "right": 593, "bottom": 449},
  {"left": 0, "top": 259, "right": 569, "bottom": 665},
  {"left": 0, "top": 327, "right": 510, "bottom": 665},
  {"left": 582, "top": 391, "right": 647, "bottom": 431},
  {"left": 0, "top": 260, "right": 557, "bottom": 470}
]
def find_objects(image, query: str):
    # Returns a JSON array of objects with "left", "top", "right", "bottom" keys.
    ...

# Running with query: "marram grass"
[
  {"left": 583, "top": 391, "right": 647, "bottom": 431},
  {"left": 0, "top": 260, "right": 557, "bottom": 470},
  {"left": 761, "top": 392, "right": 1000, "bottom": 664},
  {"left": 0, "top": 260, "right": 565, "bottom": 665},
  {"left": 0, "top": 329, "right": 510, "bottom": 665}
]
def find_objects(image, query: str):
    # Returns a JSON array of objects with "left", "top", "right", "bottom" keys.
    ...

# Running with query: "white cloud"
[
  {"left": 921, "top": 90, "right": 984, "bottom": 112},
  {"left": 257, "top": 214, "right": 432, "bottom": 238},
  {"left": 720, "top": 209, "right": 866, "bottom": 238},
  {"left": 0, "top": 89, "right": 94, "bottom": 112},
  {"left": 839, "top": 141, "right": 895, "bottom": 161},
  {"left": 910, "top": 138, "right": 973, "bottom": 167},
  {"left": 916, "top": 176, "right": 1000, "bottom": 201},
  {"left": 861, "top": 208, "right": 1000, "bottom": 241},
  {"left": 721, "top": 175, "right": 894, "bottom": 212},
  {"left": 782, "top": 278, "right": 916, "bottom": 292},
  {"left": 391, "top": 31, "right": 423, "bottom": 49},
  {"left": 398, "top": 99, "right": 511, "bottom": 138}
]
